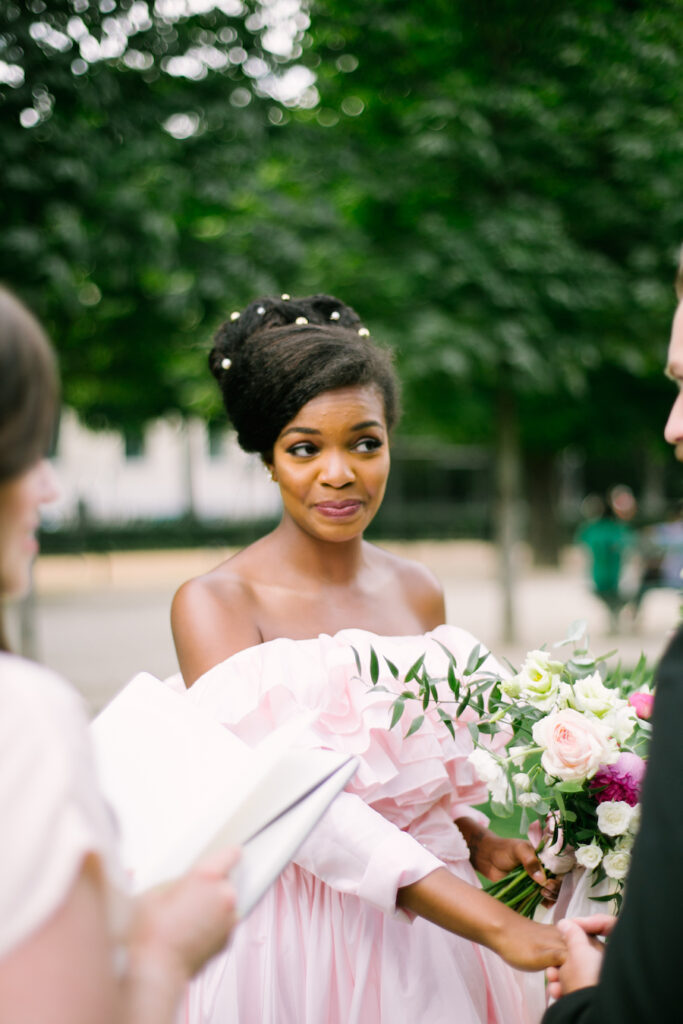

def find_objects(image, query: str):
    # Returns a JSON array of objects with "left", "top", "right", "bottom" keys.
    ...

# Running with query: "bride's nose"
[
  {"left": 318, "top": 449, "right": 355, "bottom": 487},
  {"left": 664, "top": 392, "right": 683, "bottom": 448}
]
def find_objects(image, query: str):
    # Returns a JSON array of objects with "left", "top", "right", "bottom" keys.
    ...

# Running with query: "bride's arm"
[{"left": 398, "top": 868, "right": 565, "bottom": 972}]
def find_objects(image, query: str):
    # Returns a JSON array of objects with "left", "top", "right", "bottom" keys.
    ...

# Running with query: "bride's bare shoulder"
[
  {"left": 367, "top": 543, "right": 446, "bottom": 629},
  {"left": 171, "top": 541, "right": 272, "bottom": 684}
]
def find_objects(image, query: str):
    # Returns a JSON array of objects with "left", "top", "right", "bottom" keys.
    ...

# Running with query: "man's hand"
[{"left": 546, "top": 915, "right": 616, "bottom": 999}]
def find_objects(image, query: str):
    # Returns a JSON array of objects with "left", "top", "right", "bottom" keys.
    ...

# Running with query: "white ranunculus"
[
  {"left": 575, "top": 843, "right": 603, "bottom": 870},
  {"left": 512, "top": 772, "right": 531, "bottom": 792},
  {"left": 512, "top": 650, "right": 564, "bottom": 711},
  {"left": 518, "top": 791, "right": 541, "bottom": 808},
  {"left": 596, "top": 800, "right": 634, "bottom": 837},
  {"left": 533, "top": 708, "right": 618, "bottom": 783},
  {"left": 570, "top": 672, "right": 621, "bottom": 719},
  {"left": 603, "top": 849, "right": 631, "bottom": 880}
]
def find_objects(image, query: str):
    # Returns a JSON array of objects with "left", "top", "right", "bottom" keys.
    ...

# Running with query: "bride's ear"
[{"left": 262, "top": 459, "right": 277, "bottom": 483}]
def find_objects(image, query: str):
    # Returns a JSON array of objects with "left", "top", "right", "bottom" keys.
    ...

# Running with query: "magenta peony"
[
  {"left": 590, "top": 752, "right": 646, "bottom": 806},
  {"left": 628, "top": 691, "right": 654, "bottom": 720}
]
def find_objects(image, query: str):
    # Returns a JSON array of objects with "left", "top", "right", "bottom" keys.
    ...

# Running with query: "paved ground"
[{"left": 6, "top": 540, "right": 679, "bottom": 715}]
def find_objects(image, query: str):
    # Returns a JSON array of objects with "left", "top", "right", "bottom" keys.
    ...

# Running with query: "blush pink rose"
[
  {"left": 532, "top": 708, "right": 617, "bottom": 782},
  {"left": 628, "top": 691, "right": 654, "bottom": 720}
]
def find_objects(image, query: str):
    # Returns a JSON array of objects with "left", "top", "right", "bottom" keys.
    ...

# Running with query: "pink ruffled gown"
[{"left": 181, "top": 625, "right": 545, "bottom": 1024}]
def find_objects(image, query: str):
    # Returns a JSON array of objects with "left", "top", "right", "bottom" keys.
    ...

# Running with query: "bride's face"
[
  {"left": 270, "top": 384, "right": 390, "bottom": 543},
  {"left": 0, "top": 459, "right": 59, "bottom": 597},
  {"left": 664, "top": 302, "right": 683, "bottom": 462}
]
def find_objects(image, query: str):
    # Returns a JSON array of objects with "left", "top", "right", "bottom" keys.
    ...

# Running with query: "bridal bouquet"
[{"left": 368, "top": 622, "right": 653, "bottom": 917}]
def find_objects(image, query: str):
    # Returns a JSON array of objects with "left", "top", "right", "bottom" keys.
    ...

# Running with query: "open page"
[{"left": 91, "top": 672, "right": 357, "bottom": 912}]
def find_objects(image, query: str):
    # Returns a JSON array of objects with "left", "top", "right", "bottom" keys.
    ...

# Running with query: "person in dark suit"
[{"left": 542, "top": 261, "right": 683, "bottom": 1023}]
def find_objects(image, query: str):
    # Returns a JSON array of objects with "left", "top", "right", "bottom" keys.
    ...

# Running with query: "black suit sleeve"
[{"left": 542, "top": 624, "right": 683, "bottom": 1024}]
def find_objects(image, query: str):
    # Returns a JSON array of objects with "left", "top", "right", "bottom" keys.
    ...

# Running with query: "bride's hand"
[
  {"left": 457, "top": 817, "right": 560, "bottom": 903},
  {"left": 496, "top": 916, "right": 567, "bottom": 972}
]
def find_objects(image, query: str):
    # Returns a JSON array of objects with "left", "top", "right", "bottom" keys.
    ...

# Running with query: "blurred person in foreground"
[
  {"left": 542, "top": 257, "right": 683, "bottom": 1023},
  {"left": 0, "top": 285, "right": 238, "bottom": 1024}
]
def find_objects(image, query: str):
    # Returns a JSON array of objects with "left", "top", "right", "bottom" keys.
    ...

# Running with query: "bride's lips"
[{"left": 314, "top": 499, "right": 363, "bottom": 519}]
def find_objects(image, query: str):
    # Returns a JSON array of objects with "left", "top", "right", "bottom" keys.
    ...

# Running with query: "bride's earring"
[{"left": 264, "top": 463, "right": 277, "bottom": 482}]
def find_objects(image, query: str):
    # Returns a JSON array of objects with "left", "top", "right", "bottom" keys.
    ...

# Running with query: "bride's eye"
[
  {"left": 287, "top": 441, "right": 319, "bottom": 457},
  {"left": 353, "top": 436, "right": 383, "bottom": 453}
]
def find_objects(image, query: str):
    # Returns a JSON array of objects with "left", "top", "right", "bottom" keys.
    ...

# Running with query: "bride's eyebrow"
[
  {"left": 281, "top": 426, "right": 321, "bottom": 437},
  {"left": 352, "top": 420, "right": 383, "bottom": 431}
]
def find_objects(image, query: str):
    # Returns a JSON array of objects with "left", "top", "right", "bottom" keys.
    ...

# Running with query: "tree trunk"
[
  {"left": 496, "top": 386, "right": 522, "bottom": 643},
  {"left": 526, "top": 453, "right": 562, "bottom": 566}
]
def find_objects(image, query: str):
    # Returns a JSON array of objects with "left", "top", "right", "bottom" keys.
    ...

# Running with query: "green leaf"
[
  {"left": 467, "top": 721, "right": 479, "bottom": 744},
  {"left": 405, "top": 714, "right": 425, "bottom": 737},
  {"left": 437, "top": 708, "right": 456, "bottom": 739},
  {"left": 384, "top": 656, "right": 400, "bottom": 679},
  {"left": 464, "top": 644, "right": 482, "bottom": 676},
  {"left": 369, "top": 647, "right": 379, "bottom": 685},
  {"left": 447, "top": 662, "right": 459, "bottom": 697},
  {"left": 351, "top": 646, "right": 362, "bottom": 676},
  {"left": 457, "top": 691, "right": 471, "bottom": 715},
  {"left": 405, "top": 653, "right": 426, "bottom": 683},
  {"left": 390, "top": 699, "right": 406, "bottom": 729},
  {"left": 556, "top": 780, "right": 583, "bottom": 793}
]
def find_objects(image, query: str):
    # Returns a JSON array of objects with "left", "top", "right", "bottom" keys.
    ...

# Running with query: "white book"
[{"left": 90, "top": 672, "right": 357, "bottom": 917}]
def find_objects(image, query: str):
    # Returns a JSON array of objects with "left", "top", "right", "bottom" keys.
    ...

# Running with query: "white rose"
[
  {"left": 616, "top": 833, "right": 634, "bottom": 852},
  {"left": 533, "top": 708, "right": 618, "bottom": 782},
  {"left": 512, "top": 650, "right": 564, "bottom": 711},
  {"left": 629, "top": 804, "right": 642, "bottom": 836},
  {"left": 571, "top": 672, "right": 620, "bottom": 718},
  {"left": 603, "top": 849, "right": 630, "bottom": 880},
  {"left": 512, "top": 772, "right": 531, "bottom": 792},
  {"left": 575, "top": 843, "right": 603, "bottom": 870},
  {"left": 597, "top": 800, "right": 634, "bottom": 837}
]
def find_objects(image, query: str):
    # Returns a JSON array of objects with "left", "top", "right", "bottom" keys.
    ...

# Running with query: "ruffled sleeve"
[
  {"left": 188, "top": 624, "right": 508, "bottom": 917},
  {"left": 0, "top": 656, "right": 126, "bottom": 959}
]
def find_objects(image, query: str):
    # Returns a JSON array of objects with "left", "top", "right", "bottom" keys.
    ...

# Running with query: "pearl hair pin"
[
  {"left": 221, "top": 357, "right": 232, "bottom": 370},
  {"left": 358, "top": 327, "right": 370, "bottom": 337},
  {"left": 281, "top": 293, "right": 290, "bottom": 300},
  {"left": 230, "top": 311, "right": 240, "bottom": 321},
  {"left": 295, "top": 316, "right": 308, "bottom": 325},
  {"left": 256, "top": 306, "right": 265, "bottom": 314},
  {"left": 330, "top": 311, "right": 340, "bottom": 321}
]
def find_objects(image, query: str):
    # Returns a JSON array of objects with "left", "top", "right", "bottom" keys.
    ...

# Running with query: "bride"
[{"left": 172, "top": 293, "right": 564, "bottom": 1023}]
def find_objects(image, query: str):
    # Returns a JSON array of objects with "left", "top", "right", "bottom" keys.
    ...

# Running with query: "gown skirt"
[{"left": 177, "top": 625, "right": 546, "bottom": 1024}]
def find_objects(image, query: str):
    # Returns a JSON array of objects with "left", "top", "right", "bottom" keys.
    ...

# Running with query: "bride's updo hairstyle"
[{"left": 210, "top": 293, "right": 400, "bottom": 458}]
